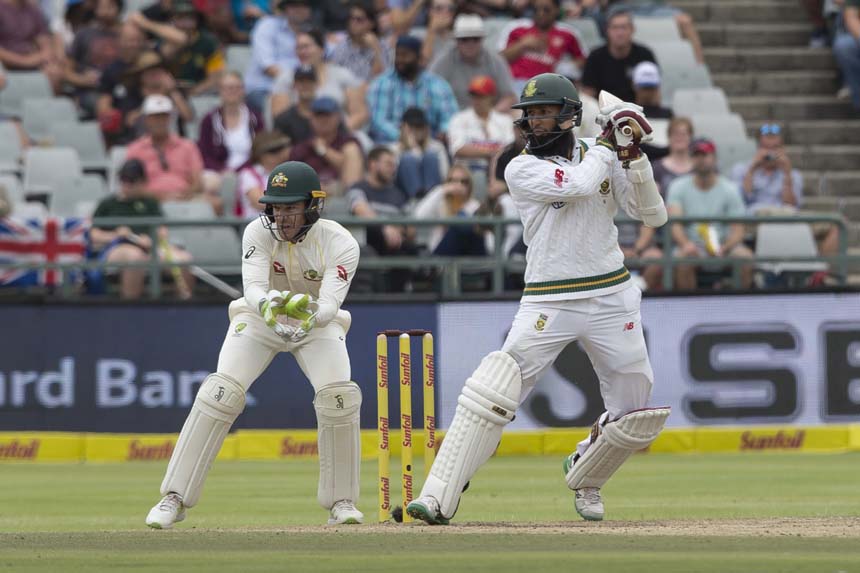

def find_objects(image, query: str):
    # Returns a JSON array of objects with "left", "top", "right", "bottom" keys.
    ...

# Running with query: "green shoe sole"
[
  {"left": 562, "top": 452, "right": 576, "bottom": 475},
  {"left": 406, "top": 502, "right": 450, "bottom": 525}
]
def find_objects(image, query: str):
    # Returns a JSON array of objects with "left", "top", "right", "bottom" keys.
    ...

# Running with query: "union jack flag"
[{"left": 0, "top": 216, "right": 88, "bottom": 287}]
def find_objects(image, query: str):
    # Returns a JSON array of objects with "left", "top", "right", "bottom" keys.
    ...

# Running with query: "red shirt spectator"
[
  {"left": 126, "top": 95, "right": 204, "bottom": 201},
  {"left": 501, "top": 0, "right": 585, "bottom": 81}
]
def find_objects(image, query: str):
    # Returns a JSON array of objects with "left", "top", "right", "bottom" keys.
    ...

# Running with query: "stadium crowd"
[{"left": 0, "top": 0, "right": 855, "bottom": 298}]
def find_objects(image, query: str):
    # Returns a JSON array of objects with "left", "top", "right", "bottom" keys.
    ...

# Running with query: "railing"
[{"left": 0, "top": 213, "right": 855, "bottom": 299}]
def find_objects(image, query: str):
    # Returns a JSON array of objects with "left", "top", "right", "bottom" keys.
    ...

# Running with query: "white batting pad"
[
  {"left": 421, "top": 351, "right": 522, "bottom": 518},
  {"left": 565, "top": 407, "right": 670, "bottom": 490},
  {"left": 161, "top": 373, "right": 246, "bottom": 507},
  {"left": 314, "top": 382, "right": 362, "bottom": 509}
]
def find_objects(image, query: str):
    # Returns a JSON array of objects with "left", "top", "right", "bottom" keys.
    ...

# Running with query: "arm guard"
[{"left": 625, "top": 156, "right": 668, "bottom": 228}]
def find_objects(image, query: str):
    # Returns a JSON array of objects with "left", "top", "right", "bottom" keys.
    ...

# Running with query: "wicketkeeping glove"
[{"left": 260, "top": 290, "right": 319, "bottom": 341}]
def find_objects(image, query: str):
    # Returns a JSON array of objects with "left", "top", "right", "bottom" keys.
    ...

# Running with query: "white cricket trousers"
[
  {"left": 217, "top": 302, "right": 352, "bottom": 393},
  {"left": 502, "top": 284, "right": 654, "bottom": 423}
]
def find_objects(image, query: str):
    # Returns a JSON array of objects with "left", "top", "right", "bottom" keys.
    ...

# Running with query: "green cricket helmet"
[
  {"left": 512, "top": 73, "right": 583, "bottom": 152},
  {"left": 259, "top": 161, "right": 326, "bottom": 242}
]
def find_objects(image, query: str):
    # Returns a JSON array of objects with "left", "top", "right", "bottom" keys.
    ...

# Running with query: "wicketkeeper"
[
  {"left": 146, "top": 161, "right": 364, "bottom": 528},
  {"left": 407, "top": 73, "right": 671, "bottom": 524}
]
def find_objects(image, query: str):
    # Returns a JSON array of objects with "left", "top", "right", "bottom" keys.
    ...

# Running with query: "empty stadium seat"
[
  {"left": 50, "top": 121, "right": 109, "bottom": 172},
  {"left": 22, "top": 97, "right": 79, "bottom": 143},
  {"left": 51, "top": 174, "right": 107, "bottom": 217},
  {"left": 633, "top": 17, "right": 681, "bottom": 43},
  {"left": 219, "top": 171, "right": 238, "bottom": 216},
  {"left": 0, "top": 72, "right": 52, "bottom": 118},
  {"left": 226, "top": 45, "right": 251, "bottom": 73},
  {"left": 171, "top": 227, "right": 242, "bottom": 267},
  {"left": 0, "top": 121, "right": 22, "bottom": 174},
  {"left": 564, "top": 18, "right": 602, "bottom": 51},
  {"left": 661, "top": 64, "right": 712, "bottom": 104},
  {"left": 162, "top": 200, "right": 216, "bottom": 219},
  {"left": 107, "top": 145, "right": 127, "bottom": 194},
  {"left": 755, "top": 223, "right": 827, "bottom": 284},
  {"left": 650, "top": 41, "right": 697, "bottom": 70},
  {"left": 11, "top": 201, "right": 48, "bottom": 219},
  {"left": 0, "top": 174, "right": 24, "bottom": 204},
  {"left": 717, "top": 138, "right": 758, "bottom": 175},
  {"left": 691, "top": 113, "right": 747, "bottom": 144},
  {"left": 672, "top": 88, "right": 730, "bottom": 118},
  {"left": 23, "top": 147, "right": 83, "bottom": 195}
]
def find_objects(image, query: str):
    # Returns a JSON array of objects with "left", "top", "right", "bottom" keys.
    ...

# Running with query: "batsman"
[
  {"left": 407, "top": 73, "right": 671, "bottom": 524},
  {"left": 146, "top": 161, "right": 364, "bottom": 528}
]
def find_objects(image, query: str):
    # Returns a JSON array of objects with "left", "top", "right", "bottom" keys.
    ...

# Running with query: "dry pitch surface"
[{"left": 2, "top": 454, "right": 859, "bottom": 572}]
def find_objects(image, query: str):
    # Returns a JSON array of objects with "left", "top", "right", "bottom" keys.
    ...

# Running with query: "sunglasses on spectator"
[
  {"left": 457, "top": 37, "right": 481, "bottom": 43},
  {"left": 759, "top": 124, "right": 781, "bottom": 135}
]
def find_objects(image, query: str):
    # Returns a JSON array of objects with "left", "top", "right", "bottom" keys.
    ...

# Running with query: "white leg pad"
[
  {"left": 314, "top": 382, "right": 362, "bottom": 510},
  {"left": 565, "top": 407, "right": 670, "bottom": 490},
  {"left": 421, "top": 351, "right": 522, "bottom": 518},
  {"left": 161, "top": 373, "right": 245, "bottom": 507}
]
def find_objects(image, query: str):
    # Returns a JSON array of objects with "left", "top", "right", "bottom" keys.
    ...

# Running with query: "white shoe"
[
  {"left": 406, "top": 495, "right": 450, "bottom": 525},
  {"left": 146, "top": 493, "right": 187, "bottom": 529},
  {"left": 327, "top": 499, "right": 364, "bottom": 525},
  {"left": 574, "top": 487, "right": 604, "bottom": 521}
]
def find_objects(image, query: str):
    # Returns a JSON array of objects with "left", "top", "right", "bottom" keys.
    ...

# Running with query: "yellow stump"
[
  {"left": 399, "top": 333, "right": 413, "bottom": 523},
  {"left": 423, "top": 333, "right": 436, "bottom": 477},
  {"left": 376, "top": 334, "right": 391, "bottom": 523}
]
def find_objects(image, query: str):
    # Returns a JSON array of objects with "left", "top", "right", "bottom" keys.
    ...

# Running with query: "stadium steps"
[
  {"left": 673, "top": 0, "right": 810, "bottom": 23},
  {"left": 697, "top": 22, "right": 812, "bottom": 48},
  {"left": 703, "top": 47, "right": 836, "bottom": 73},
  {"left": 711, "top": 70, "right": 839, "bottom": 97},
  {"left": 747, "top": 120, "right": 860, "bottom": 145},
  {"left": 803, "top": 171, "right": 860, "bottom": 197},
  {"left": 729, "top": 95, "right": 856, "bottom": 121},
  {"left": 804, "top": 197, "right": 860, "bottom": 219}
]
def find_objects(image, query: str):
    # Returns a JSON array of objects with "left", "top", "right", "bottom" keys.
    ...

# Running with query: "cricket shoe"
[
  {"left": 406, "top": 496, "right": 450, "bottom": 525},
  {"left": 562, "top": 452, "right": 604, "bottom": 521},
  {"left": 327, "top": 500, "right": 364, "bottom": 525},
  {"left": 146, "top": 493, "right": 187, "bottom": 529}
]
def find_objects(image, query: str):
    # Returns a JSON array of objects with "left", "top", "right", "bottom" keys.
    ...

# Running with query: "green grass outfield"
[{"left": 1, "top": 453, "right": 859, "bottom": 572}]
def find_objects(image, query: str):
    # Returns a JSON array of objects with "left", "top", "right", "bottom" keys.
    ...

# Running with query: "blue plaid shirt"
[{"left": 367, "top": 70, "right": 459, "bottom": 143}]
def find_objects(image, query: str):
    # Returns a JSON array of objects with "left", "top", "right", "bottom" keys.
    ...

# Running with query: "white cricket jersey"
[
  {"left": 504, "top": 138, "right": 646, "bottom": 301},
  {"left": 231, "top": 217, "right": 360, "bottom": 327}
]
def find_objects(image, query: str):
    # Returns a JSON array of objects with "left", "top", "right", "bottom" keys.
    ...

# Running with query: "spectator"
[
  {"left": 96, "top": 23, "right": 147, "bottom": 145},
  {"left": 833, "top": 0, "right": 860, "bottom": 110},
  {"left": 273, "top": 64, "right": 316, "bottom": 144},
  {"left": 197, "top": 71, "right": 263, "bottom": 172},
  {"left": 346, "top": 145, "right": 416, "bottom": 291},
  {"left": 64, "top": 0, "right": 121, "bottom": 118},
  {"left": 235, "top": 130, "right": 291, "bottom": 218},
  {"left": 244, "top": 0, "right": 311, "bottom": 112},
  {"left": 429, "top": 13, "right": 517, "bottom": 110},
  {"left": 126, "top": 94, "right": 206, "bottom": 204},
  {"left": 52, "top": 0, "right": 95, "bottom": 51},
  {"left": 329, "top": 2, "right": 392, "bottom": 80},
  {"left": 270, "top": 28, "right": 368, "bottom": 132},
  {"left": 126, "top": 9, "right": 188, "bottom": 45},
  {"left": 391, "top": 107, "right": 449, "bottom": 199},
  {"left": 315, "top": 0, "right": 353, "bottom": 31},
  {"left": 89, "top": 158, "right": 195, "bottom": 299},
  {"left": 730, "top": 123, "right": 839, "bottom": 258},
  {"left": 801, "top": 0, "right": 829, "bottom": 47},
  {"left": 231, "top": 0, "right": 269, "bottom": 35},
  {"left": 667, "top": 138, "right": 753, "bottom": 290},
  {"left": 367, "top": 34, "right": 458, "bottom": 144},
  {"left": 134, "top": 54, "right": 195, "bottom": 136},
  {"left": 603, "top": 1, "right": 704, "bottom": 63},
  {"left": 631, "top": 61, "right": 671, "bottom": 160},
  {"left": 448, "top": 76, "right": 515, "bottom": 168},
  {"left": 413, "top": 163, "right": 487, "bottom": 255},
  {"left": 500, "top": 0, "right": 586, "bottom": 92},
  {"left": 0, "top": 0, "right": 63, "bottom": 92},
  {"left": 580, "top": 9, "right": 655, "bottom": 102},
  {"left": 421, "top": 0, "right": 456, "bottom": 66},
  {"left": 159, "top": 0, "right": 225, "bottom": 96},
  {"left": 652, "top": 116, "right": 693, "bottom": 193},
  {"left": 389, "top": 0, "right": 428, "bottom": 35},
  {"left": 289, "top": 96, "right": 364, "bottom": 197}
]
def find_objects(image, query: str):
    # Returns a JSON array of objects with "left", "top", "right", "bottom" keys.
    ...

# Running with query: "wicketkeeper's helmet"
[{"left": 259, "top": 161, "right": 326, "bottom": 242}]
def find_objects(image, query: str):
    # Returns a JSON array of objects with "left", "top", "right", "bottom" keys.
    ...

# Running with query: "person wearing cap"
[
  {"left": 580, "top": 10, "right": 656, "bottom": 103},
  {"left": 367, "top": 34, "right": 458, "bottom": 144},
  {"left": 329, "top": 2, "right": 392, "bottom": 80},
  {"left": 500, "top": 0, "right": 586, "bottom": 91},
  {"left": 236, "top": 130, "right": 292, "bottom": 218},
  {"left": 730, "top": 124, "right": 840, "bottom": 260},
  {"left": 666, "top": 138, "right": 753, "bottom": 290},
  {"left": 429, "top": 13, "right": 517, "bottom": 110},
  {"left": 197, "top": 70, "right": 264, "bottom": 173},
  {"left": 126, "top": 94, "right": 206, "bottom": 202},
  {"left": 244, "top": 0, "right": 310, "bottom": 112},
  {"left": 630, "top": 61, "right": 672, "bottom": 161},
  {"left": 448, "top": 75, "right": 515, "bottom": 167},
  {"left": 89, "top": 158, "right": 195, "bottom": 299},
  {"left": 269, "top": 28, "right": 367, "bottom": 132},
  {"left": 273, "top": 64, "right": 317, "bottom": 144},
  {"left": 135, "top": 53, "right": 195, "bottom": 131},
  {"left": 62, "top": 0, "right": 121, "bottom": 116},
  {"left": 157, "top": 0, "right": 225, "bottom": 96},
  {"left": 391, "top": 106, "right": 449, "bottom": 199},
  {"left": 289, "top": 96, "right": 364, "bottom": 197}
]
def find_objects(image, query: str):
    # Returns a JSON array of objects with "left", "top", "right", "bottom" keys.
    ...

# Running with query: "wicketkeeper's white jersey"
[
  {"left": 504, "top": 138, "right": 647, "bottom": 301},
  {"left": 233, "top": 217, "right": 360, "bottom": 327}
]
